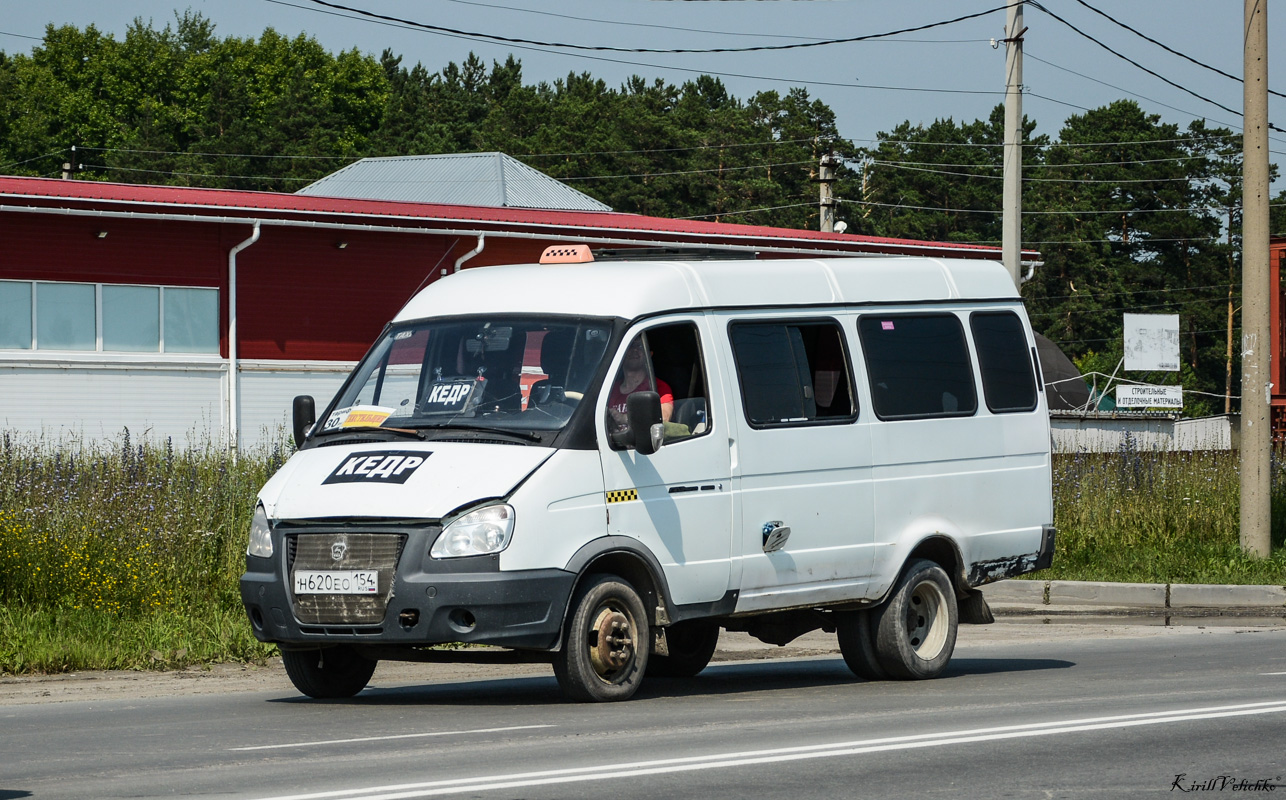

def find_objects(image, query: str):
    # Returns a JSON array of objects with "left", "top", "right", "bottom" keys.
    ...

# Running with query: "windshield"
[{"left": 317, "top": 316, "right": 614, "bottom": 437}]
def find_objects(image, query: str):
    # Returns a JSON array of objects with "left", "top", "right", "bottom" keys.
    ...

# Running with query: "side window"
[
  {"left": 728, "top": 319, "right": 857, "bottom": 428},
  {"left": 606, "top": 322, "right": 710, "bottom": 449},
  {"left": 970, "top": 311, "right": 1038, "bottom": 413},
  {"left": 858, "top": 314, "right": 977, "bottom": 420}
]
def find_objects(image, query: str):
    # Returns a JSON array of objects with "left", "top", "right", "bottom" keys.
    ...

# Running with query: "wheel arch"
[
  {"left": 562, "top": 536, "right": 672, "bottom": 632},
  {"left": 906, "top": 535, "right": 968, "bottom": 596}
]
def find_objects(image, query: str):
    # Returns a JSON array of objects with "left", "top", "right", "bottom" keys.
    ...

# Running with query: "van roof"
[{"left": 393, "top": 256, "right": 1021, "bottom": 323}]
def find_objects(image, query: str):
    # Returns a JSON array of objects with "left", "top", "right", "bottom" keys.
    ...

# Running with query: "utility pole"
[
  {"left": 819, "top": 151, "right": 836, "bottom": 233},
  {"left": 1240, "top": 0, "right": 1271, "bottom": 557},
  {"left": 61, "top": 145, "right": 77, "bottom": 180},
  {"left": 1001, "top": 2, "right": 1026, "bottom": 288}
]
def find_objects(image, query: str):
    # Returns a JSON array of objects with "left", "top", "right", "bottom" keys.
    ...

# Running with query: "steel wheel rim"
[
  {"left": 587, "top": 602, "right": 635, "bottom": 682},
  {"left": 904, "top": 580, "right": 949, "bottom": 660}
]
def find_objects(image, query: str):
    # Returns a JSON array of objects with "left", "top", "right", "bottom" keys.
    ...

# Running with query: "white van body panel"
[
  {"left": 596, "top": 314, "right": 737, "bottom": 607},
  {"left": 710, "top": 307, "right": 878, "bottom": 614},
  {"left": 393, "top": 257, "right": 1020, "bottom": 324},
  {"left": 260, "top": 442, "right": 553, "bottom": 521},
  {"left": 501, "top": 449, "right": 606, "bottom": 572}
]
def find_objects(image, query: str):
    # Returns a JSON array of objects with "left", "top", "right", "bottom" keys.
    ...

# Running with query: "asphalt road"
[{"left": 2, "top": 622, "right": 1285, "bottom": 799}]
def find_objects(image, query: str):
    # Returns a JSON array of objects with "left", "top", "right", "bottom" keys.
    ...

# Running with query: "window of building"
[
  {"left": 728, "top": 319, "right": 857, "bottom": 428},
  {"left": 858, "top": 313, "right": 977, "bottom": 420},
  {"left": 103, "top": 285, "right": 160, "bottom": 352},
  {"left": 0, "top": 280, "right": 219, "bottom": 354},
  {"left": 970, "top": 311, "right": 1038, "bottom": 413},
  {"left": 0, "top": 281, "right": 32, "bottom": 349},
  {"left": 163, "top": 287, "right": 219, "bottom": 354},
  {"left": 36, "top": 282, "right": 96, "bottom": 350}
]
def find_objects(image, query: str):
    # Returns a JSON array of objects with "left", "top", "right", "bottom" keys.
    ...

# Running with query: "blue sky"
[{"left": 2, "top": 1, "right": 1283, "bottom": 179}]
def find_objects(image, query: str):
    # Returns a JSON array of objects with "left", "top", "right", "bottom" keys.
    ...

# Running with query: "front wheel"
[
  {"left": 281, "top": 645, "right": 377, "bottom": 698},
  {"left": 871, "top": 559, "right": 958, "bottom": 680},
  {"left": 553, "top": 575, "right": 650, "bottom": 702},
  {"left": 647, "top": 620, "right": 719, "bottom": 678}
]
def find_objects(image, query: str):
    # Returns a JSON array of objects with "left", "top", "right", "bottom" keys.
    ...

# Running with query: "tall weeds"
[
  {"left": 2, "top": 429, "right": 1285, "bottom": 675},
  {"left": 1049, "top": 435, "right": 1286, "bottom": 584},
  {"left": 0, "top": 430, "right": 287, "bottom": 673}
]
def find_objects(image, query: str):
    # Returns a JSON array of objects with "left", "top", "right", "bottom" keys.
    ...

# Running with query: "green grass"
[
  {"left": 1, "top": 430, "right": 1284, "bottom": 676},
  {"left": 0, "top": 430, "right": 282, "bottom": 674},
  {"left": 1044, "top": 440, "right": 1286, "bottom": 585}
]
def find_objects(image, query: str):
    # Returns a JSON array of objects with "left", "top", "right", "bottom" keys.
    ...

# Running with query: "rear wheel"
[
  {"left": 871, "top": 559, "right": 958, "bottom": 680},
  {"left": 281, "top": 645, "right": 377, "bottom": 698},
  {"left": 553, "top": 575, "right": 650, "bottom": 702},
  {"left": 836, "top": 609, "right": 888, "bottom": 681},
  {"left": 647, "top": 620, "right": 719, "bottom": 678}
]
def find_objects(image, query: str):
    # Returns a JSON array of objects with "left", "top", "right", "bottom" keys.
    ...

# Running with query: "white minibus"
[{"left": 240, "top": 246, "right": 1055, "bottom": 702}]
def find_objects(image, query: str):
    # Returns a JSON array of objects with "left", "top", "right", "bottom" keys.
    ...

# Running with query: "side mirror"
[
  {"left": 626, "top": 391, "right": 664, "bottom": 455},
  {"left": 292, "top": 395, "right": 316, "bottom": 448}
]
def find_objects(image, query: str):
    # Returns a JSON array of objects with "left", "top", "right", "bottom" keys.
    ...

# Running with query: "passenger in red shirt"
[{"left": 607, "top": 337, "right": 673, "bottom": 428}]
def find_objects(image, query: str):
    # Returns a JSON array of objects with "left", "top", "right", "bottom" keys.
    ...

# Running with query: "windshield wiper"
[
  {"left": 412, "top": 422, "right": 544, "bottom": 443},
  {"left": 313, "top": 426, "right": 427, "bottom": 441}
]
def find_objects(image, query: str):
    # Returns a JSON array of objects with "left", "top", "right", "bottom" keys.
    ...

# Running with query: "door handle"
[{"left": 762, "top": 521, "right": 791, "bottom": 553}]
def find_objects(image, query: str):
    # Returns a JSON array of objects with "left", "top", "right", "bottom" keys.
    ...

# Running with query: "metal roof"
[
  {"left": 0, "top": 176, "right": 1040, "bottom": 261},
  {"left": 296, "top": 152, "right": 613, "bottom": 212}
]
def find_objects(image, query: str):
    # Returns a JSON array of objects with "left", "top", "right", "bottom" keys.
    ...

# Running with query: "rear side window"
[
  {"left": 728, "top": 320, "right": 857, "bottom": 428},
  {"left": 858, "top": 314, "right": 977, "bottom": 420},
  {"left": 971, "top": 311, "right": 1038, "bottom": 413}
]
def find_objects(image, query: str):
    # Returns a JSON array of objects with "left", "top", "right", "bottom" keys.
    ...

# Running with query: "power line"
[
  {"left": 81, "top": 164, "right": 318, "bottom": 183},
  {"left": 1025, "top": 53, "right": 1243, "bottom": 131},
  {"left": 1027, "top": 1, "right": 1260, "bottom": 126},
  {"left": 839, "top": 197, "right": 1263, "bottom": 216},
  {"left": 869, "top": 161, "right": 1198, "bottom": 184},
  {"left": 0, "top": 150, "right": 70, "bottom": 170},
  {"left": 1067, "top": 0, "right": 1286, "bottom": 101},
  {"left": 1030, "top": 283, "right": 1231, "bottom": 303},
  {"left": 0, "top": 29, "right": 42, "bottom": 42},
  {"left": 300, "top": 0, "right": 1011, "bottom": 55},
  {"left": 268, "top": 0, "right": 1008, "bottom": 98},
  {"left": 852, "top": 134, "right": 1240, "bottom": 150},
  {"left": 677, "top": 201, "right": 814, "bottom": 221},
  {"left": 76, "top": 146, "right": 357, "bottom": 161}
]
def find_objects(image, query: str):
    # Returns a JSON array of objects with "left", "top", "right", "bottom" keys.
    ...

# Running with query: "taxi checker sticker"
[{"left": 323, "top": 450, "right": 430, "bottom": 485}]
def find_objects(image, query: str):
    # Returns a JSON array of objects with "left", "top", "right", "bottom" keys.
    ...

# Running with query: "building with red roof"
[{"left": 0, "top": 174, "right": 1034, "bottom": 448}]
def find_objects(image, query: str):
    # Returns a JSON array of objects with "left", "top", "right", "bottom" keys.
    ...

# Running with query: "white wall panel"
[
  {"left": 238, "top": 361, "right": 353, "bottom": 447},
  {"left": 0, "top": 356, "right": 356, "bottom": 450},
  {"left": 0, "top": 363, "right": 223, "bottom": 445}
]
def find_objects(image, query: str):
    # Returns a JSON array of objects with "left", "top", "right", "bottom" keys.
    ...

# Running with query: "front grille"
[{"left": 287, "top": 533, "right": 406, "bottom": 626}]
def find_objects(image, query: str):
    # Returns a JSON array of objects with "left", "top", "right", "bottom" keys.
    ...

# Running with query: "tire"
[
  {"left": 647, "top": 620, "right": 719, "bottom": 678},
  {"left": 553, "top": 574, "right": 650, "bottom": 702},
  {"left": 871, "top": 559, "right": 958, "bottom": 680},
  {"left": 281, "top": 645, "right": 377, "bottom": 699},
  {"left": 836, "top": 609, "right": 888, "bottom": 681}
]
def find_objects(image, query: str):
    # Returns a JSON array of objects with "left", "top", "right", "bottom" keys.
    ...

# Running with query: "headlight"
[
  {"left": 431, "top": 504, "right": 515, "bottom": 558},
  {"left": 247, "top": 505, "right": 274, "bottom": 558}
]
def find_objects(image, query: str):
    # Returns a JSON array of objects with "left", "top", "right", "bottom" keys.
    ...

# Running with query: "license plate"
[{"left": 293, "top": 570, "right": 379, "bottom": 595}]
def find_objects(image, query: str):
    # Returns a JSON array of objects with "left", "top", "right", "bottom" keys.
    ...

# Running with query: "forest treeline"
[{"left": 2, "top": 13, "right": 1284, "bottom": 417}]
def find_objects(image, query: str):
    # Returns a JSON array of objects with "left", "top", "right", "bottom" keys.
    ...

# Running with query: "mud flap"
[{"left": 958, "top": 588, "right": 995, "bottom": 625}]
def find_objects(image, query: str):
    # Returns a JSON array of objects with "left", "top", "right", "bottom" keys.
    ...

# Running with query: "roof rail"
[{"left": 591, "top": 246, "right": 759, "bottom": 262}]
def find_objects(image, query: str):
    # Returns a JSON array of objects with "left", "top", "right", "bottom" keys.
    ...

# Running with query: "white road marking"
[
  {"left": 250, "top": 700, "right": 1286, "bottom": 800},
  {"left": 1260, "top": 672, "right": 1286, "bottom": 676},
  {"left": 229, "top": 725, "right": 553, "bottom": 752}
]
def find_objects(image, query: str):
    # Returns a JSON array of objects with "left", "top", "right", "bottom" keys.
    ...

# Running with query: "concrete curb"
[{"left": 981, "top": 579, "right": 1286, "bottom": 615}]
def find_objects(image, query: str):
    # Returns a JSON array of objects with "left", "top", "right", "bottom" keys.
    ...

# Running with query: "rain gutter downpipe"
[
  {"left": 227, "top": 221, "right": 261, "bottom": 455},
  {"left": 454, "top": 233, "right": 485, "bottom": 273}
]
